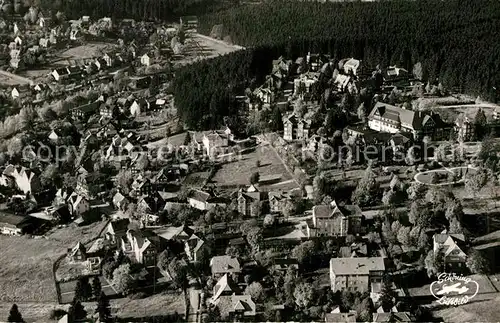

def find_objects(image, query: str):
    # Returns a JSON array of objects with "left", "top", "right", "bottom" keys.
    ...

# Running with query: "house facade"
[
  {"left": 283, "top": 114, "right": 311, "bottom": 141},
  {"left": 309, "top": 201, "right": 363, "bottom": 238},
  {"left": 368, "top": 102, "right": 449, "bottom": 140},
  {"left": 433, "top": 233, "right": 467, "bottom": 272},
  {"left": 329, "top": 257, "right": 386, "bottom": 293}
]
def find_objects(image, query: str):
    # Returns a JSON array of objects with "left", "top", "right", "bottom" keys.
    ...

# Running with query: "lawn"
[
  {"left": 59, "top": 42, "right": 114, "bottom": 60},
  {"left": 0, "top": 292, "right": 185, "bottom": 322},
  {"left": 0, "top": 221, "right": 106, "bottom": 303},
  {"left": 211, "top": 144, "right": 294, "bottom": 190},
  {"left": 432, "top": 294, "right": 500, "bottom": 323}
]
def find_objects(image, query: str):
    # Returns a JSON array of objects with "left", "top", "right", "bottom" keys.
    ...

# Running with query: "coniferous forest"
[
  {"left": 41, "top": 0, "right": 228, "bottom": 21},
  {"left": 174, "top": 0, "right": 500, "bottom": 129}
]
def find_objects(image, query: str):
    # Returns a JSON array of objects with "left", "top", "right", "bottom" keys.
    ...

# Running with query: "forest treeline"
[
  {"left": 190, "top": 0, "right": 500, "bottom": 99},
  {"left": 40, "top": 0, "right": 228, "bottom": 21},
  {"left": 175, "top": 0, "right": 500, "bottom": 130}
]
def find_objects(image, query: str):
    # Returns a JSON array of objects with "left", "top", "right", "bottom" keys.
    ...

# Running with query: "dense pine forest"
[
  {"left": 172, "top": 0, "right": 500, "bottom": 129},
  {"left": 40, "top": 0, "right": 228, "bottom": 21}
]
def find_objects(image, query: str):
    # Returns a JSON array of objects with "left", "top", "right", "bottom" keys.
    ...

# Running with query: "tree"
[
  {"left": 466, "top": 249, "right": 490, "bottom": 274},
  {"left": 389, "top": 174, "right": 403, "bottom": 191},
  {"left": 418, "top": 230, "right": 430, "bottom": 250},
  {"left": 352, "top": 166, "right": 380, "bottom": 206},
  {"left": 397, "top": 226, "right": 412, "bottom": 246},
  {"left": 409, "top": 200, "right": 433, "bottom": 228},
  {"left": 357, "top": 103, "right": 367, "bottom": 124},
  {"left": 405, "top": 147, "right": 417, "bottom": 165},
  {"left": 74, "top": 277, "right": 92, "bottom": 301},
  {"left": 112, "top": 264, "right": 135, "bottom": 295},
  {"left": 474, "top": 109, "right": 487, "bottom": 140},
  {"left": 356, "top": 296, "right": 374, "bottom": 322},
  {"left": 245, "top": 282, "right": 265, "bottom": 302},
  {"left": 8, "top": 304, "right": 23, "bottom": 323},
  {"left": 247, "top": 227, "right": 263, "bottom": 252},
  {"left": 382, "top": 189, "right": 396, "bottom": 206},
  {"left": 293, "top": 282, "right": 314, "bottom": 308},
  {"left": 263, "top": 214, "right": 276, "bottom": 227},
  {"left": 465, "top": 168, "right": 488, "bottom": 199},
  {"left": 407, "top": 182, "right": 427, "bottom": 200},
  {"left": 379, "top": 277, "right": 395, "bottom": 311},
  {"left": 96, "top": 292, "right": 111, "bottom": 322},
  {"left": 68, "top": 299, "right": 87, "bottom": 322},
  {"left": 92, "top": 276, "right": 102, "bottom": 300},
  {"left": 250, "top": 172, "right": 260, "bottom": 184},
  {"left": 292, "top": 240, "right": 316, "bottom": 266}
]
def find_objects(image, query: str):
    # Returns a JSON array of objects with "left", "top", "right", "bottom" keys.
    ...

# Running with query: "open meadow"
[{"left": 0, "top": 221, "right": 106, "bottom": 303}]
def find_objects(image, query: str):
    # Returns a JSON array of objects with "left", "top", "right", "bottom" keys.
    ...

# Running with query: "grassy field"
[
  {"left": 0, "top": 221, "right": 105, "bottom": 303},
  {"left": 0, "top": 292, "right": 185, "bottom": 322},
  {"left": 59, "top": 42, "right": 114, "bottom": 61},
  {"left": 432, "top": 294, "right": 500, "bottom": 322},
  {"left": 211, "top": 144, "right": 294, "bottom": 190}
]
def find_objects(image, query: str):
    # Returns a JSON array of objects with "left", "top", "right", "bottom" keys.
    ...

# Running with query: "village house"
[
  {"left": 122, "top": 229, "right": 160, "bottom": 267},
  {"left": 1, "top": 166, "right": 41, "bottom": 194},
  {"left": 112, "top": 192, "right": 129, "bottom": 211},
  {"left": 69, "top": 242, "right": 87, "bottom": 263},
  {"left": 130, "top": 99, "right": 149, "bottom": 117},
  {"left": 367, "top": 102, "right": 450, "bottom": 140},
  {"left": 137, "top": 192, "right": 166, "bottom": 215},
  {"left": 184, "top": 234, "right": 205, "bottom": 262},
  {"left": 329, "top": 257, "right": 386, "bottom": 292},
  {"left": 268, "top": 191, "right": 289, "bottom": 213},
  {"left": 293, "top": 72, "right": 319, "bottom": 96},
  {"left": 67, "top": 192, "right": 90, "bottom": 217},
  {"left": 105, "top": 219, "right": 130, "bottom": 247},
  {"left": 433, "top": 232, "right": 467, "bottom": 272},
  {"left": 237, "top": 185, "right": 266, "bottom": 217},
  {"left": 210, "top": 274, "right": 257, "bottom": 320},
  {"left": 0, "top": 212, "right": 32, "bottom": 235},
  {"left": 200, "top": 128, "right": 233, "bottom": 158},
  {"left": 140, "top": 53, "right": 151, "bottom": 66},
  {"left": 76, "top": 170, "right": 100, "bottom": 198},
  {"left": 271, "top": 258, "right": 299, "bottom": 272},
  {"left": 333, "top": 74, "right": 356, "bottom": 93},
  {"left": 188, "top": 189, "right": 225, "bottom": 211},
  {"left": 373, "top": 312, "right": 414, "bottom": 322},
  {"left": 283, "top": 113, "right": 311, "bottom": 141},
  {"left": 210, "top": 255, "right": 242, "bottom": 277},
  {"left": 130, "top": 175, "right": 153, "bottom": 199},
  {"left": 306, "top": 52, "right": 329, "bottom": 72},
  {"left": 308, "top": 200, "right": 363, "bottom": 238},
  {"left": 51, "top": 67, "right": 70, "bottom": 82},
  {"left": 342, "top": 58, "right": 362, "bottom": 76},
  {"left": 455, "top": 113, "right": 475, "bottom": 142},
  {"left": 253, "top": 86, "right": 274, "bottom": 104},
  {"left": 324, "top": 308, "right": 357, "bottom": 323}
]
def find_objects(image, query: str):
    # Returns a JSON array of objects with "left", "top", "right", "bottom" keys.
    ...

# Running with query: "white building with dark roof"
[{"left": 329, "top": 257, "right": 386, "bottom": 293}]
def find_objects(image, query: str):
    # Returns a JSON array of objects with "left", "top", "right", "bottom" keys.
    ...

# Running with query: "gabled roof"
[
  {"left": 313, "top": 201, "right": 362, "bottom": 219},
  {"left": 188, "top": 189, "right": 211, "bottom": 202},
  {"left": 108, "top": 219, "right": 130, "bottom": 234},
  {"left": 325, "top": 312, "right": 357, "bottom": 323},
  {"left": 372, "top": 312, "right": 413, "bottom": 322},
  {"left": 70, "top": 242, "right": 86, "bottom": 257},
  {"left": 212, "top": 273, "right": 241, "bottom": 302}
]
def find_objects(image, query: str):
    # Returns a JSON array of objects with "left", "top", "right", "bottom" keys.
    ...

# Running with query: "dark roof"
[
  {"left": 0, "top": 212, "right": 30, "bottom": 228},
  {"left": 109, "top": 219, "right": 130, "bottom": 233},
  {"left": 188, "top": 189, "right": 211, "bottom": 202}
]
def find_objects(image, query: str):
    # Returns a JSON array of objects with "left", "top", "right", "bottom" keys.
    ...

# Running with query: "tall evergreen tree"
[
  {"left": 96, "top": 292, "right": 112, "bottom": 322},
  {"left": 7, "top": 304, "right": 24, "bottom": 323},
  {"left": 92, "top": 276, "right": 102, "bottom": 300},
  {"left": 68, "top": 298, "right": 87, "bottom": 322}
]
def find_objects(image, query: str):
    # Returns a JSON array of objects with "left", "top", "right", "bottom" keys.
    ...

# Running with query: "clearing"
[
  {"left": 0, "top": 221, "right": 105, "bottom": 303},
  {"left": 211, "top": 144, "right": 296, "bottom": 191},
  {"left": 55, "top": 42, "right": 115, "bottom": 63}
]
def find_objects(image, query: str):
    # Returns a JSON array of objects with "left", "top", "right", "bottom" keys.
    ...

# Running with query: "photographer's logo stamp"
[{"left": 430, "top": 273, "right": 479, "bottom": 306}]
